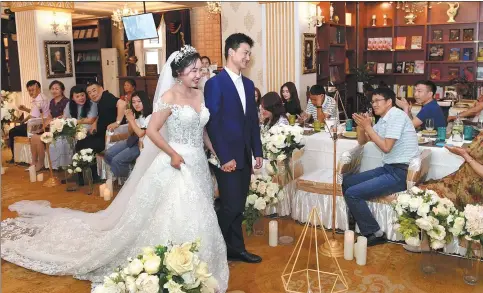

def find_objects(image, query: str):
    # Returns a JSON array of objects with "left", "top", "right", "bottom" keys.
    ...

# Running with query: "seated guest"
[
  {"left": 280, "top": 82, "right": 302, "bottom": 116},
  {"left": 63, "top": 85, "right": 98, "bottom": 128},
  {"left": 447, "top": 94, "right": 483, "bottom": 123},
  {"left": 345, "top": 87, "right": 419, "bottom": 246},
  {"left": 260, "top": 92, "right": 288, "bottom": 132},
  {"left": 77, "top": 81, "right": 126, "bottom": 181},
  {"left": 201, "top": 56, "right": 216, "bottom": 78},
  {"left": 104, "top": 91, "right": 152, "bottom": 178},
  {"left": 120, "top": 79, "right": 136, "bottom": 102},
  {"left": 419, "top": 132, "right": 483, "bottom": 208},
  {"left": 8, "top": 80, "right": 50, "bottom": 164},
  {"left": 29, "top": 80, "right": 69, "bottom": 171},
  {"left": 300, "top": 84, "right": 337, "bottom": 123},
  {"left": 396, "top": 80, "right": 446, "bottom": 129}
]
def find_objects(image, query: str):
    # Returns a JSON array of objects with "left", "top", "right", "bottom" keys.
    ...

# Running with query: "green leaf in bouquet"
[{"left": 172, "top": 275, "right": 184, "bottom": 284}]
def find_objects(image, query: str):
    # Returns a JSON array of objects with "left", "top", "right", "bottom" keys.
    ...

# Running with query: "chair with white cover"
[
  {"left": 14, "top": 118, "right": 49, "bottom": 167},
  {"left": 96, "top": 124, "right": 130, "bottom": 183}
]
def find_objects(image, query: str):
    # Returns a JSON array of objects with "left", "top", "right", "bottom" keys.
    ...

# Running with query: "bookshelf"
[
  {"left": 316, "top": 1, "right": 357, "bottom": 118},
  {"left": 72, "top": 18, "right": 112, "bottom": 85},
  {"left": 356, "top": 1, "right": 483, "bottom": 100}
]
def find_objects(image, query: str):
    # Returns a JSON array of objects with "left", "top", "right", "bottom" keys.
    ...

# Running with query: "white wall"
[
  {"left": 295, "top": 2, "right": 316, "bottom": 109},
  {"left": 34, "top": 10, "right": 76, "bottom": 97}
]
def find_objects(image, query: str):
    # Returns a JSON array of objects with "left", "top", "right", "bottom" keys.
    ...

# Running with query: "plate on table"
[
  {"left": 418, "top": 137, "right": 431, "bottom": 145},
  {"left": 421, "top": 129, "right": 437, "bottom": 137},
  {"left": 342, "top": 131, "right": 357, "bottom": 139},
  {"left": 303, "top": 129, "right": 315, "bottom": 136},
  {"left": 454, "top": 103, "right": 470, "bottom": 108}
]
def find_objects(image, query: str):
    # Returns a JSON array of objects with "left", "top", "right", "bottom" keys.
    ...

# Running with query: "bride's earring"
[{"left": 176, "top": 78, "right": 182, "bottom": 85}]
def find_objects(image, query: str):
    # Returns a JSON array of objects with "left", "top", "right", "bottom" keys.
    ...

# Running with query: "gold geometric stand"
[{"left": 281, "top": 208, "right": 349, "bottom": 293}]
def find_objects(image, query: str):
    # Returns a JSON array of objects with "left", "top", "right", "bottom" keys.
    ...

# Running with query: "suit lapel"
[{"left": 221, "top": 69, "right": 245, "bottom": 117}]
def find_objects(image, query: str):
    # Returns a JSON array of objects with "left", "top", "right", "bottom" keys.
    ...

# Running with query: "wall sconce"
[
  {"left": 308, "top": 4, "right": 325, "bottom": 27},
  {"left": 50, "top": 12, "right": 70, "bottom": 36}
]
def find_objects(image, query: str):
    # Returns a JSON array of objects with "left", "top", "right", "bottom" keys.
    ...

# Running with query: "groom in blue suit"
[{"left": 205, "top": 33, "right": 263, "bottom": 263}]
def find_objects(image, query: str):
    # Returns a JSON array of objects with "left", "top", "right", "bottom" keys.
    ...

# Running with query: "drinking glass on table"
[
  {"left": 477, "top": 118, "right": 483, "bottom": 131},
  {"left": 425, "top": 118, "right": 434, "bottom": 132}
]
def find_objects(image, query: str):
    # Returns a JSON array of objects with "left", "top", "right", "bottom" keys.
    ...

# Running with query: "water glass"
[
  {"left": 464, "top": 125, "right": 474, "bottom": 140},
  {"left": 437, "top": 127, "right": 446, "bottom": 142},
  {"left": 346, "top": 119, "right": 353, "bottom": 131},
  {"left": 425, "top": 119, "right": 434, "bottom": 131},
  {"left": 288, "top": 114, "right": 296, "bottom": 126},
  {"left": 313, "top": 120, "right": 321, "bottom": 132}
]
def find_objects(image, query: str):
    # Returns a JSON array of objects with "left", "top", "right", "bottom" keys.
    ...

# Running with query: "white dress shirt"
[{"left": 225, "top": 66, "right": 246, "bottom": 114}]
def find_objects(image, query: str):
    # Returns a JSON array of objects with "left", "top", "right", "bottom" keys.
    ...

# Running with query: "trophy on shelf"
[
  {"left": 371, "top": 14, "right": 376, "bottom": 26},
  {"left": 383, "top": 14, "right": 388, "bottom": 26},
  {"left": 447, "top": 2, "right": 460, "bottom": 23}
]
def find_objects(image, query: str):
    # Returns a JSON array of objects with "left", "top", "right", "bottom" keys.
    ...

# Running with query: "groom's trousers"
[{"left": 214, "top": 158, "right": 251, "bottom": 255}]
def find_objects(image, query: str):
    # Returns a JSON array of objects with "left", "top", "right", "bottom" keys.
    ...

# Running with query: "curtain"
[{"left": 163, "top": 9, "right": 191, "bottom": 60}]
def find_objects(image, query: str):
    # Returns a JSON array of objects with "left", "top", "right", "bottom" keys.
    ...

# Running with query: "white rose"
[
  {"left": 272, "top": 197, "right": 279, "bottom": 204},
  {"left": 409, "top": 196, "right": 424, "bottom": 212},
  {"left": 415, "top": 217, "right": 433, "bottom": 231},
  {"left": 250, "top": 180, "right": 258, "bottom": 191},
  {"left": 395, "top": 204, "right": 404, "bottom": 216},
  {"left": 73, "top": 153, "right": 79, "bottom": 160},
  {"left": 265, "top": 162, "right": 275, "bottom": 175},
  {"left": 276, "top": 154, "right": 287, "bottom": 162},
  {"left": 253, "top": 197, "right": 267, "bottom": 211},
  {"left": 67, "top": 169, "right": 73, "bottom": 174},
  {"left": 80, "top": 149, "right": 87, "bottom": 156},
  {"left": 136, "top": 273, "right": 159, "bottom": 293},
  {"left": 428, "top": 225, "right": 446, "bottom": 241},
  {"left": 405, "top": 236, "right": 421, "bottom": 247},
  {"left": 246, "top": 194, "right": 258, "bottom": 206},
  {"left": 428, "top": 216, "right": 439, "bottom": 226},
  {"left": 410, "top": 186, "right": 423, "bottom": 195},
  {"left": 446, "top": 214, "right": 454, "bottom": 226},
  {"left": 1, "top": 90, "right": 5, "bottom": 95},
  {"left": 396, "top": 193, "right": 412, "bottom": 208},
  {"left": 195, "top": 261, "right": 212, "bottom": 281},
  {"left": 142, "top": 246, "right": 156, "bottom": 256},
  {"left": 127, "top": 258, "right": 144, "bottom": 276},
  {"left": 163, "top": 279, "right": 184, "bottom": 293},
  {"left": 202, "top": 275, "right": 218, "bottom": 292},
  {"left": 417, "top": 203, "right": 430, "bottom": 217},
  {"left": 164, "top": 244, "right": 194, "bottom": 275},
  {"left": 181, "top": 271, "right": 200, "bottom": 288},
  {"left": 430, "top": 239, "right": 446, "bottom": 250},
  {"left": 257, "top": 181, "right": 267, "bottom": 194},
  {"left": 265, "top": 184, "right": 277, "bottom": 198},
  {"left": 75, "top": 167, "right": 82, "bottom": 173},
  {"left": 124, "top": 276, "right": 137, "bottom": 293},
  {"left": 73, "top": 161, "right": 77, "bottom": 167},
  {"left": 143, "top": 254, "right": 161, "bottom": 274},
  {"left": 40, "top": 132, "right": 53, "bottom": 144},
  {"left": 76, "top": 131, "right": 87, "bottom": 140}
]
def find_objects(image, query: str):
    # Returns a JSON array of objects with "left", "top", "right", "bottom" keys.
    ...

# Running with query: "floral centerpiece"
[
  {"left": 462, "top": 204, "right": 483, "bottom": 245},
  {"left": 393, "top": 187, "right": 459, "bottom": 249},
  {"left": 244, "top": 174, "right": 283, "bottom": 235},
  {"left": 92, "top": 239, "right": 219, "bottom": 293},
  {"left": 261, "top": 124, "right": 305, "bottom": 174},
  {"left": 64, "top": 148, "right": 96, "bottom": 174},
  {"left": 1, "top": 91, "right": 19, "bottom": 132},
  {"left": 40, "top": 118, "right": 87, "bottom": 145}
]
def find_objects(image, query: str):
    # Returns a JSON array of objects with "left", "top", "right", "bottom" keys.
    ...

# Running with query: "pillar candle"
[
  {"left": 36, "top": 173, "right": 44, "bottom": 182},
  {"left": 28, "top": 166, "right": 36, "bottom": 182},
  {"left": 1, "top": 167, "right": 5, "bottom": 175},
  {"left": 353, "top": 242, "right": 359, "bottom": 260},
  {"left": 356, "top": 236, "right": 367, "bottom": 266},
  {"left": 99, "top": 184, "right": 106, "bottom": 197},
  {"left": 344, "top": 230, "right": 355, "bottom": 260},
  {"left": 269, "top": 220, "right": 278, "bottom": 247},
  {"left": 103, "top": 189, "right": 112, "bottom": 201},
  {"left": 106, "top": 178, "right": 113, "bottom": 193}
]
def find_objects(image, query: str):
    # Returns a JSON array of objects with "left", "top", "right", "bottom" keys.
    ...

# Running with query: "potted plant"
[{"left": 351, "top": 66, "right": 372, "bottom": 93}]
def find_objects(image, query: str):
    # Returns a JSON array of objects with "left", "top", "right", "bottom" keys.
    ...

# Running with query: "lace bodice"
[{"left": 154, "top": 100, "right": 210, "bottom": 148}]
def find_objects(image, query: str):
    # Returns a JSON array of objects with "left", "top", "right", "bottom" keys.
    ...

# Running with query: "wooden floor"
[{"left": 1, "top": 153, "right": 482, "bottom": 292}]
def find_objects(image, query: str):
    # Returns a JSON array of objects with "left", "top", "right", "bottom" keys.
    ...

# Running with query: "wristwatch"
[
  {"left": 316, "top": 106, "right": 322, "bottom": 109},
  {"left": 116, "top": 121, "right": 121, "bottom": 125}
]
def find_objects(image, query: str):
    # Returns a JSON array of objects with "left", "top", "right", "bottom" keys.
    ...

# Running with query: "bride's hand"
[{"left": 170, "top": 153, "right": 185, "bottom": 169}]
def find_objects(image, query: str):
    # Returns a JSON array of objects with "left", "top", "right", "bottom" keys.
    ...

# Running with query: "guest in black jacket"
[{"left": 280, "top": 81, "right": 302, "bottom": 116}]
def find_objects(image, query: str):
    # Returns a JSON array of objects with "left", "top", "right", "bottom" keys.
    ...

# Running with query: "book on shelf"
[
  {"left": 477, "top": 67, "right": 483, "bottom": 81},
  {"left": 86, "top": 28, "right": 93, "bottom": 38},
  {"left": 448, "top": 66, "right": 460, "bottom": 79},
  {"left": 407, "top": 85, "right": 414, "bottom": 98},
  {"left": 79, "top": 29, "right": 87, "bottom": 39},
  {"left": 449, "top": 48, "right": 460, "bottom": 61},
  {"left": 385, "top": 63, "right": 393, "bottom": 74},
  {"left": 463, "top": 67, "right": 474, "bottom": 81},
  {"left": 368, "top": 38, "right": 374, "bottom": 50},
  {"left": 366, "top": 62, "right": 377, "bottom": 74},
  {"left": 478, "top": 46, "right": 483, "bottom": 61},
  {"left": 377, "top": 63, "right": 385, "bottom": 74},
  {"left": 463, "top": 29, "right": 474, "bottom": 41},
  {"left": 435, "top": 86, "right": 444, "bottom": 100},
  {"left": 395, "top": 37, "right": 406, "bottom": 50},
  {"left": 73, "top": 30, "right": 81, "bottom": 39},
  {"left": 404, "top": 61, "right": 415, "bottom": 74},
  {"left": 449, "top": 29, "right": 460, "bottom": 41},
  {"left": 411, "top": 36, "right": 422, "bottom": 49},
  {"left": 462, "top": 48, "right": 474, "bottom": 61},
  {"left": 414, "top": 60, "right": 424, "bottom": 74},
  {"left": 432, "top": 30, "right": 443, "bottom": 42},
  {"left": 428, "top": 45, "right": 444, "bottom": 61},
  {"left": 394, "top": 61, "right": 405, "bottom": 73},
  {"left": 93, "top": 28, "right": 99, "bottom": 38},
  {"left": 430, "top": 68, "right": 441, "bottom": 80}
]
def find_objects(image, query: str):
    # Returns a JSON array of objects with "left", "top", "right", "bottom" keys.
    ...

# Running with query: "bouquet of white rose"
[
  {"left": 243, "top": 174, "right": 283, "bottom": 235},
  {"left": 41, "top": 118, "right": 88, "bottom": 144},
  {"left": 462, "top": 204, "right": 483, "bottom": 245},
  {"left": 65, "top": 148, "right": 96, "bottom": 174},
  {"left": 93, "top": 239, "right": 219, "bottom": 293},
  {"left": 261, "top": 124, "right": 305, "bottom": 174},
  {"left": 1, "top": 91, "right": 18, "bottom": 128},
  {"left": 393, "top": 187, "right": 459, "bottom": 249}
]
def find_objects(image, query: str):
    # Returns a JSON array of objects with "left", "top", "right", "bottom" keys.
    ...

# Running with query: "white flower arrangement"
[
  {"left": 462, "top": 204, "right": 483, "bottom": 244},
  {"left": 261, "top": 124, "right": 305, "bottom": 171},
  {"left": 1, "top": 91, "right": 18, "bottom": 126},
  {"left": 65, "top": 149, "right": 95, "bottom": 174},
  {"left": 392, "top": 187, "right": 459, "bottom": 249},
  {"left": 92, "top": 239, "right": 219, "bottom": 293},
  {"left": 243, "top": 174, "right": 283, "bottom": 235},
  {"left": 48, "top": 117, "right": 87, "bottom": 143}
]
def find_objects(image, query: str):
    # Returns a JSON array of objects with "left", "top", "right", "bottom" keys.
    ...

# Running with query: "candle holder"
[
  {"left": 383, "top": 14, "right": 388, "bottom": 26},
  {"left": 39, "top": 108, "right": 60, "bottom": 187},
  {"left": 371, "top": 14, "right": 376, "bottom": 26},
  {"left": 281, "top": 208, "right": 348, "bottom": 293}
]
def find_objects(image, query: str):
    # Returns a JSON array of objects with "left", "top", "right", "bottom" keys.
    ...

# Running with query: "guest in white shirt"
[
  {"left": 104, "top": 91, "right": 152, "bottom": 178},
  {"left": 260, "top": 92, "right": 289, "bottom": 133},
  {"left": 300, "top": 84, "right": 337, "bottom": 124}
]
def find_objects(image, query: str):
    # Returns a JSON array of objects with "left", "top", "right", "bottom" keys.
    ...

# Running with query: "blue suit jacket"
[{"left": 204, "top": 69, "right": 262, "bottom": 169}]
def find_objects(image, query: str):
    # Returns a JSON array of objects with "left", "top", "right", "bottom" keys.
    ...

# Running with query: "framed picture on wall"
[
  {"left": 44, "top": 41, "right": 73, "bottom": 78},
  {"left": 302, "top": 33, "right": 316, "bottom": 74}
]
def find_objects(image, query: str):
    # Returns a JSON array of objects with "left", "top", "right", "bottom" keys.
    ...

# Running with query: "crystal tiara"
[{"left": 174, "top": 45, "right": 198, "bottom": 65}]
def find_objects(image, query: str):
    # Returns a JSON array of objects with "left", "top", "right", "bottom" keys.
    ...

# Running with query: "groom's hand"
[
  {"left": 221, "top": 160, "right": 236, "bottom": 172},
  {"left": 254, "top": 157, "right": 263, "bottom": 169}
]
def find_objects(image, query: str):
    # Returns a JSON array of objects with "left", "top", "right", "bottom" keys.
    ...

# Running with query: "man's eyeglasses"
[{"left": 370, "top": 98, "right": 386, "bottom": 105}]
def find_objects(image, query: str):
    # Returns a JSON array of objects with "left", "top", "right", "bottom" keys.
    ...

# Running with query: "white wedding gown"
[{"left": 1, "top": 98, "right": 229, "bottom": 292}]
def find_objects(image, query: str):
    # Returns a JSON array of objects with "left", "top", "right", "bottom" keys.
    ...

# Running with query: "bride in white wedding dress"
[{"left": 1, "top": 46, "right": 229, "bottom": 292}]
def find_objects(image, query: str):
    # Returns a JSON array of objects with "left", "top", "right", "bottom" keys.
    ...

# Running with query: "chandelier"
[
  {"left": 207, "top": 1, "right": 221, "bottom": 15},
  {"left": 50, "top": 12, "right": 71, "bottom": 36},
  {"left": 112, "top": 4, "right": 139, "bottom": 29}
]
